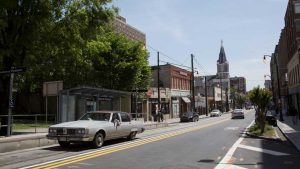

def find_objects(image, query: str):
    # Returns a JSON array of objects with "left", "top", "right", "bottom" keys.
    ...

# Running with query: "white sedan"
[
  {"left": 47, "top": 111, "right": 145, "bottom": 148},
  {"left": 231, "top": 109, "right": 245, "bottom": 119},
  {"left": 210, "top": 109, "right": 222, "bottom": 117}
]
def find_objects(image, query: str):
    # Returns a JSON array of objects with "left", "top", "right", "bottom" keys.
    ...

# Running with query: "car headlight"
[
  {"left": 49, "top": 128, "right": 57, "bottom": 133},
  {"left": 77, "top": 128, "right": 88, "bottom": 134}
]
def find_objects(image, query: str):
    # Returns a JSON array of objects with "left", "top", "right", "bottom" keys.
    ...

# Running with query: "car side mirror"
[{"left": 114, "top": 119, "right": 120, "bottom": 126}]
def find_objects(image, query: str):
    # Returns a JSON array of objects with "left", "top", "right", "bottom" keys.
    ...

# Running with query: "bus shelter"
[{"left": 59, "top": 86, "right": 131, "bottom": 122}]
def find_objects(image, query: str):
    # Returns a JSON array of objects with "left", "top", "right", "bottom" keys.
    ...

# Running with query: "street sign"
[{"left": 0, "top": 67, "right": 26, "bottom": 75}]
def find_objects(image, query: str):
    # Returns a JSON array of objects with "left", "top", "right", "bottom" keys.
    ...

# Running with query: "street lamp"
[{"left": 263, "top": 54, "right": 284, "bottom": 121}]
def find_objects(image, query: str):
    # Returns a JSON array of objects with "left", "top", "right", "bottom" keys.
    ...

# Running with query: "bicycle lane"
[{"left": 215, "top": 121, "right": 300, "bottom": 169}]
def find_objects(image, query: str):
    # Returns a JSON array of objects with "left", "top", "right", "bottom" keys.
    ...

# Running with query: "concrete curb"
[
  {"left": 245, "top": 131, "right": 282, "bottom": 142},
  {"left": 277, "top": 121, "right": 300, "bottom": 152},
  {"left": 0, "top": 115, "right": 213, "bottom": 153},
  {"left": 0, "top": 121, "right": 172, "bottom": 153}
]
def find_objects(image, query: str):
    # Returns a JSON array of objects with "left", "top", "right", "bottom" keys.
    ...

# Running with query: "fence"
[{"left": 0, "top": 114, "right": 56, "bottom": 135}]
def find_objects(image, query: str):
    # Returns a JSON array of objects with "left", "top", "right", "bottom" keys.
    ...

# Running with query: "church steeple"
[{"left": 218, "top": 40, "right": 227, "bottom": 64}]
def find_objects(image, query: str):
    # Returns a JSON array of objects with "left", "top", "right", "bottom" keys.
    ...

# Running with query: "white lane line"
[
  {"left": 238, "top": 144, "right": 290, "bottom": 156},
  {"left": 225, "top": 165, "right": 248, "bottom": 169},
  {"left": 214, "top": 121, "right": 254, "bottom": 169}
]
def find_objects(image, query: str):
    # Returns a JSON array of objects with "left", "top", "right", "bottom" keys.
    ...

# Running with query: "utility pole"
[
  {"left": 220, "top": 76, "right": 223, "bottom": 112},
  {"left": 264, "top": 54, "right": 283, "bottom": 121},
  {"left": 157, "top": 52, "right": 161, "bottom": 122},
  {"left": 0, "top": 67, "right": 26, "bottom": 136},
  {"left": 191, "top": 54, "right": 195, "bottom": 112},
  {"left": 205, "top": 76, "right": 208, "bottom": 116},
  {"left": 274, "top": 54, "right": 283, "bottom": 121},
  {"left": 135, "top": 88, "right": 138, "bottom": 121}
]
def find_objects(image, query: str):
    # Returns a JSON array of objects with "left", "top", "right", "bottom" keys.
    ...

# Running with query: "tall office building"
[
  {"left": 230, "top": 76, "right": 246, "bottom": 94},
  {"left": 113, "top": 16, "right": 146, "bottom": 44}
]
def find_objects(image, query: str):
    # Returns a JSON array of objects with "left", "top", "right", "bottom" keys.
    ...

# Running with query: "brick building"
[
  {"left": 230, "top": 76, "right": 246, "bottom": 94},
  {"left": 113, "top": 16, "right": 146, "bottom": 44},
  {"left": 149, "top": 64, "right": 192, "bottom": 119}
]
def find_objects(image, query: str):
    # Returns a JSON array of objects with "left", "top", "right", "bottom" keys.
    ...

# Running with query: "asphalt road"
[{"left": 1, "top": 109, "right": 299, "bottom": 169}]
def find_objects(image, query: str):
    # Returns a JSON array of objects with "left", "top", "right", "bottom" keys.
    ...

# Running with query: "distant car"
[
  {"left": 231, "top": 109, "right": 245, "bottom": 119},
  {"left": 47, "top": 111, "right": 145, "bottom": 148},
  {"left": 180, "top": 112, "right": 199, "bottom": 122},
  {"left": 265, "top": 110, "right": 277, "bottom": 126},
  {"left": 210, "top": 109, "right": 222, "bottom": 117}
]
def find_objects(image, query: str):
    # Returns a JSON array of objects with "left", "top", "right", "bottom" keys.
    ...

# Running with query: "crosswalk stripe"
[{"left": 238, "top": 144, "right": 290, "bottom": 156}]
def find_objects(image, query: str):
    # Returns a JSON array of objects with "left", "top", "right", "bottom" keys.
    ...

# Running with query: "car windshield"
[
  {"left": 233, "top": 109, "right": 242, "bottom": 113},
  {"left": 183, "top": 112, "right": 193, "bottom": 116},
  {"left": 212, "top": 109, "right": 219, "bottom": 112},
  {"left": 79, "top": 112, "right": 111, "bottom": 121}
]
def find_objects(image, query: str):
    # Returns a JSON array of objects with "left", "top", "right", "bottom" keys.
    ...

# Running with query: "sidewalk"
[
  {"left": 277, "top": 115, "right": 300, "bottom": 151},
  {"left": 0, "top": 114, "right": 210, "bottom": 153}
]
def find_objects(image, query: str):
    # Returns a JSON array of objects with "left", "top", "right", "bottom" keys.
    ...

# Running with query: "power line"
[
  {"left": 146, "top": 44, "right": 186, "bottom": 67},
  {"left": 193, "top": 56, "right": 214, "bottom": 76}
]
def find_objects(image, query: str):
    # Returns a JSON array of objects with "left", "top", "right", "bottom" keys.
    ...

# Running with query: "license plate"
[{"left": 59, "top": 137, "right": 67, "bottom": 141}]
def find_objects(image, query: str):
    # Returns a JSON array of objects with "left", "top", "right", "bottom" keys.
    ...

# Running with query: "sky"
[{"left": 112, "top": 0, "right": 288, "bottom": 91}]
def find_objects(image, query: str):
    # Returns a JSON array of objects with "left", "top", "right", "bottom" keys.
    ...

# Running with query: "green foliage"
[
  {"left": 248, "top": 123, "right": 276, "bottom": 137},
  {"left": 236, "top": 94, "right": 246, "bottom": 109},
  {"left": 230, "top": 87, "right": 246, "bottom": 109},
  {"left": 248, "top": 87, "right": 272, "bottom": 134},
  {"left": 0, "top": 0, "right": 151, "bottom": 94},
  {"left": 0, "top": 0, "right": 53, "bottom": 69}
]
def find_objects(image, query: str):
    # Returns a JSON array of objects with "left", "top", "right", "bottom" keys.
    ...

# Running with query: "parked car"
[
  {"left": 231, "top": 109, "right": 245, "bottom": 119},
  {"left": 180, "top": 112, "right": 199, "bottom": 122},
  {"left": 47, "top": 111, "right": 145, "bottom": 148},
  {"left": 265, "top": 110, "right": 277, "bottom": 126},
  {"left": 210, "top": 109, "right": 222, "bottom": 117}
]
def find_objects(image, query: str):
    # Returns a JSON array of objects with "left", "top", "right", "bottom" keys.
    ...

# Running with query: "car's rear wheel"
[
  {"left": 58, "top": 141, "right": 70, "bottom": 148},
  {"left": 92, "top": 132, "right": 104, "bottom": 148},
  {"left": 127, "top": 131, "right": 137, "bottom": 141}
]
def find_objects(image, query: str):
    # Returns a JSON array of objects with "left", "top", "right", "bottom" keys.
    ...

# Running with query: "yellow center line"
[{"left": 31, "top": 118, "right": 229, "bottom": 169}]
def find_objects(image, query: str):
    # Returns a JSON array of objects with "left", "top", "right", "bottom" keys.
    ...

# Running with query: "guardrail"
[{"left": 0, "top": 114, "right": 56, "bottom": 134}]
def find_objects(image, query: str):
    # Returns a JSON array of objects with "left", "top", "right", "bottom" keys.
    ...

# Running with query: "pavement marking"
[
  {"left": 214, "top": 121, "right": 254, "bottom": 169},
  {"left": 225, "top": 165, "right": 248, "bottom": 169},
  {"left": 237, "top": 144, "right": 290, "bottom": 156},
  {"left": 224, "top": 127, "right": 239, "bottom": 130},
  {"left": 21, "top": 118, "right": 230, "bottom": 169}
]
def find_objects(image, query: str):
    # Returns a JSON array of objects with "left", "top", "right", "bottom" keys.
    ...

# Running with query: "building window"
[
  {"left": 295, "top": 3, "right": 300, "bottom": 14},
  {"left": 296, "top": 20, "right": 300, "bottom": 32}
]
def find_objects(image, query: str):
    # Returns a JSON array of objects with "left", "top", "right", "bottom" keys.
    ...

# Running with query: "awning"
[{"left": 181, "top": 97, "right": 191, "bottom": 103}]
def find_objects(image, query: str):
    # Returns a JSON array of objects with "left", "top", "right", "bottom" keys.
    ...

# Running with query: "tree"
[
  {"left": 236, "top": 94, "right": 246, "bottom": 109},
  {"left": 248, "top": 87, "right": 272, "bottom": 134},
  {"left": 0, "top": 0, "right": 54, "bottom": 114},
  {"left": 86, "top": 27, "right": 151, "bottom": 91},
  {"left": 0, "top": 0, "right": 117, "bottom": 114}
]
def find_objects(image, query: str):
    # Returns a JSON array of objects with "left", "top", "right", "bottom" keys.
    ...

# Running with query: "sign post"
[{"left": 0, "top": 67, "right": 26, "bottom": 136}]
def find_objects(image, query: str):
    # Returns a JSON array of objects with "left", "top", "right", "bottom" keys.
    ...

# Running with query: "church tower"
[
  {"left": 213, "top": 40, "right": 230, "bottom": 111},
  {"left": 217, "top": 40, "right": 230, "bottom": 79}
]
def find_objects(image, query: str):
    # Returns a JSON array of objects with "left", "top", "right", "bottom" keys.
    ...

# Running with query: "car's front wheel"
[
  {"left": 127, "top": 131, "right": 137, "bottom": 141},
  {"left": 92, "top": 132, "right": 104, "bottom": 148},
  {"left": 58, "top": 141, "right": 70, "bottom": 148}
]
